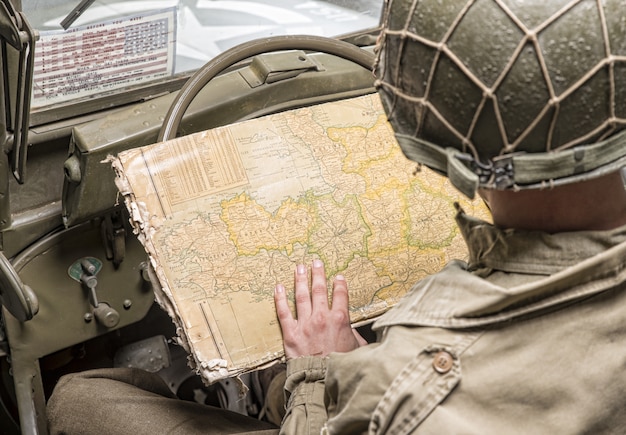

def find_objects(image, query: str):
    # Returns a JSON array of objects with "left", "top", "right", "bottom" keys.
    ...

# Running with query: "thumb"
[{"left": 353, "top": 329, "right": 368, "bottom": 347}]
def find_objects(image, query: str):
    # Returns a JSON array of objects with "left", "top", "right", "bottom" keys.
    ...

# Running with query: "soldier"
[
  {"left": 275, "top": 0, "right": 626, "bottom": 433},
  {"left": 48, "top": 0, "right": 626, "bottom": 433}
]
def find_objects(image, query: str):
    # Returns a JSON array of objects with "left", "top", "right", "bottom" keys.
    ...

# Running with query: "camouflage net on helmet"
[{"left": 375, "top": 0, "right": 626, "bottom": 196}]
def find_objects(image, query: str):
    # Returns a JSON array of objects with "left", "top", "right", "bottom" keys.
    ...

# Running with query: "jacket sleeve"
[{"left": 279, "top": 356, "right": 328, "bottom": 435}]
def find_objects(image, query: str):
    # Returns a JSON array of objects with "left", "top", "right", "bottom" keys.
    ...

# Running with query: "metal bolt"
[
  {"left": 123, "top": 299, "right": 132, "bottom": 309},
  {"left": 84, "top": 313, "right": 93, "bottom": 322}
]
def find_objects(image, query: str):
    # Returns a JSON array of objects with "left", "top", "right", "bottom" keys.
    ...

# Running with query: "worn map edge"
[
  {"left": 109, "top": 151, "right": 386, "bottom": 385},
  {"left": 109, "top": 155, "right": 256, "bottom": 384},
  {"left": 106, "top": 93, "right": 490, "bottom": 385}
]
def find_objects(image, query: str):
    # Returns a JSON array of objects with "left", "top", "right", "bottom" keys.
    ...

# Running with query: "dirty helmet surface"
[{"left": 375, "top": 0, "right": 626, "bottom": 198}]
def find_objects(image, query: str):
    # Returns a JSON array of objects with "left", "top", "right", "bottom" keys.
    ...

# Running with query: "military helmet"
[{"left": 375, "top": 0, "right": 626, "bottom": 198}]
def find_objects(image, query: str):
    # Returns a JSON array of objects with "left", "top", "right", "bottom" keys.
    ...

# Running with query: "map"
[{"left": 113, "top": 93, "right": 489, "bottom": 383}]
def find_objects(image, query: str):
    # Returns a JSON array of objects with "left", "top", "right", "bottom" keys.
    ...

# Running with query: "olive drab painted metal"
[
  {"left": 0, "top": 0, "right": 35, "bottom": 186},
  {"left": 0, "top": 0, "right": 39, "bottom": 320},
  {"left": 62, "top": 48, "right": 376, "bottom": 227},
  {"left": 375, "top": 0, "right": 626, "bottom": 197},
  {"left": 0, "top": 0, "right": 36, "bottom": 233},
  {"left": 0, "top": 1, "right": 381, "bottom": 433}
]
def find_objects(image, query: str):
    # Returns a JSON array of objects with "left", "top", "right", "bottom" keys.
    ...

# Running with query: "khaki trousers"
[{"left": 47, "top": 368, "right": 280, "bottom": 435}]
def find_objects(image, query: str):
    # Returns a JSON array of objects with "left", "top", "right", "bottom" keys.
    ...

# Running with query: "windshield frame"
[{"left": 23, "top": 0, "right": 384, "bottom": 127}]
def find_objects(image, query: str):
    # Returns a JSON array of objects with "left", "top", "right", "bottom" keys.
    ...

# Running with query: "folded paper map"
[{"left": 112, "top": 93, "right": 489, "bottom": 384}]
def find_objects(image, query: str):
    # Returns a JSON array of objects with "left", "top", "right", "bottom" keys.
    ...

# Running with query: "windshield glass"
[{"left": 23, "top": 0, "right": 383, "bottom": 110}]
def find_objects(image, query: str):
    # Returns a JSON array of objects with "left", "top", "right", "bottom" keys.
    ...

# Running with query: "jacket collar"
[
  {"left": 456, "top": 206, "right": 626, "bottom": 275},
  {"left": 374, "top": 210, "right": 626, "bottom": 329}
]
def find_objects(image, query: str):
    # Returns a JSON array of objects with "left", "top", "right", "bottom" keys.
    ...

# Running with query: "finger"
[
  {"left": 293, "top": 263, "right": 312, "bottom": 319},
  {"left": 310, "top": 259, "right": 330, "bottom": 312},
  {"left": 329, "top": 274, "right": 349, "bottom": 315},
  {"left": 274, "top": 284, "right": 296, "bottom": 331}
]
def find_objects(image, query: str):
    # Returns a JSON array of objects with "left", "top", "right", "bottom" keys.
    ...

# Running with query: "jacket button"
[{"left": 432, "top": 351, "right": 454, "bottom": 374}]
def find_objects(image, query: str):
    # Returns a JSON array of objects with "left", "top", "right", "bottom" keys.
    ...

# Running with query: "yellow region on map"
[{"left": 113, "top": 93, "right": 490, "bottom": 383}]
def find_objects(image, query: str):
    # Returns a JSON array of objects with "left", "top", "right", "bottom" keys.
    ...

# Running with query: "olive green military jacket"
[{"left": 281, "top": 211, "right": 626, "bottom": 435}]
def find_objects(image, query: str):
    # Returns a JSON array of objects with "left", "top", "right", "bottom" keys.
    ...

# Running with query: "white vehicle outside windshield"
[{"left": 24, "top": 0, "right": 383, "bottom": 108}]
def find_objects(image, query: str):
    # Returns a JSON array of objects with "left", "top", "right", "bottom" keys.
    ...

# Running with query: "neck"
[{"left": 479, "top": 171, "right": 626, "bottom": 233}]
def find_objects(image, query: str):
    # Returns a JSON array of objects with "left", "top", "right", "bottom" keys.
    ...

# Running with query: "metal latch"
[{"left": 240, "top": 50, "right": 322, "bottom": 88}]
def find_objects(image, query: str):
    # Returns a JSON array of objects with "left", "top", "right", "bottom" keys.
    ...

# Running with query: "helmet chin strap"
[{"left": 394, "top": 130, "right": 626, "bottom": 199}]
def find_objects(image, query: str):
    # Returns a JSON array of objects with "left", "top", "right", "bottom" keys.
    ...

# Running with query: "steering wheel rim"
[{"left": 158, "top": 34, "right": 376, "bottom": 142}]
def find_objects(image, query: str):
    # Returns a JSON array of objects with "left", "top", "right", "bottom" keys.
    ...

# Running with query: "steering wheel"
[{"left": 157, "top": 34, "right": 376, "bottom": 142}]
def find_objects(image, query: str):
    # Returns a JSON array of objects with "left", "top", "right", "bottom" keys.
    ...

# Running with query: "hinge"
[{"left": 101, "top": 211, "right": 127, "bottom": 268}]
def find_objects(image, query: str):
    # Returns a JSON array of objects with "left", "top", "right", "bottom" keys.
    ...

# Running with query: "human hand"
[{"left": 274, "top": 259, "right": 367, "bottom": 359}]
